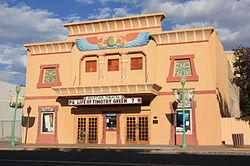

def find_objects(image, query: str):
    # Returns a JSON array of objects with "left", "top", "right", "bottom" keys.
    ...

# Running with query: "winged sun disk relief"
[{"left": 87, "top": 33, "right": 139, "bottom": 48}]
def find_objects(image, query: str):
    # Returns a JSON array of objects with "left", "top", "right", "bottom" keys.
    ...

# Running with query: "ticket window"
[
  {"left": 41, "top": 112, "right": 55, "bottom": 133},
  {"left": 106, "top": 114, "right": 117, "bottom": 130},
  {"left": 176, "top": 109, "right": 191, "bottom": 133}
]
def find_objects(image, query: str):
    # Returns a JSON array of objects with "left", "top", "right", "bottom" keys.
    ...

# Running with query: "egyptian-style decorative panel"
[
  {"left": 44, "top": 69, "right": 56, "bottom": 83},
  {"left": 175, "top": 60, "right": 192, "bottom": 76},
  {"left": 76, "top": 32, "right": 149, "bottom": 51}
]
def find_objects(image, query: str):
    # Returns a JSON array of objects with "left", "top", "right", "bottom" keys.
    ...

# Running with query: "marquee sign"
[{"left": 68, "top": 95, "right": 142, "bottom": 106}]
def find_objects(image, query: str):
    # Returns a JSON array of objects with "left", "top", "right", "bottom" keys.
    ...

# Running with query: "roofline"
[
  {"left": 63, "top": 13, "right": 166, "bottom": 27},
  {"left": 150, "top": 27, "right": 214, "bottom": 36},
  {"left": 24, "top": 41, "right": 74, "bottom": 47}
]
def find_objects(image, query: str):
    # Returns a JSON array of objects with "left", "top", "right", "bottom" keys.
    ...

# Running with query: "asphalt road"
[{"left": 0, "top": 148, "right": 250, "bottom": 166}]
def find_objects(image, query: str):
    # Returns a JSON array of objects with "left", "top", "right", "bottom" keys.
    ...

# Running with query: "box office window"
[
  {"left": 106, "top": 114, "right": 117, "bottom": 130},
  {"left": 131, "top": 57, "right": 143, "bottom": 70},
  {"left": 108, "top": 59, "right": 119, "bottom": 71},
  {"left": 86, "top": 60, "right": 97, "bottom": 72},
  {"left": 41, "top": 112, "right": 54, "bottom": 133},
  {"left": 176, "top": 109, "right": 191, "bottom": 133}
]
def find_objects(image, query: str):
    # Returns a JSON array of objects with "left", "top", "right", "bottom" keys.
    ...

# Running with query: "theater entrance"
[
  {"left": 77, "top": 117, "right": 98, "bottom": 144},
  {"left": 125, "top": 116, "right": 149, "bottom": 144}
]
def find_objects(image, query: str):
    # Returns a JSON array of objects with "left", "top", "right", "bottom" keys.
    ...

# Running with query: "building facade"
[{"left": 23, "top": 13, "right": 238, "bottom": 145}]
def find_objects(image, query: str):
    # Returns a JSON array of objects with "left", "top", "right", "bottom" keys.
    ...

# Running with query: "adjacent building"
[{"left": 23, "top": 13, "right": 239, "bottom": 145}]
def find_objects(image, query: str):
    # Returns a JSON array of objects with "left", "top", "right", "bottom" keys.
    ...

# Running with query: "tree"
[{"left": 233, "top": 47, "right": 250, "bottom": 117}]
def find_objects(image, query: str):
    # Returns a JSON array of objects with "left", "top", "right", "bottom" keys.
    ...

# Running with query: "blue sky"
[{"left": 0, "top": 0, "right": 249, "bottom": 85}]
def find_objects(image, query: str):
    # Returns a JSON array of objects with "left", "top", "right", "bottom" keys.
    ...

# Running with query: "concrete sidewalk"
[{"left": 0, "top": 143, "right": 250, "bottom": 155}]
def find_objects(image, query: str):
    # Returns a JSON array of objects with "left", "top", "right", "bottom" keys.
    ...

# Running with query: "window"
[
  {"left": 175, "top": 59, "right": 192, "bottom": 76},
  {"left": 131, "top": 57, "right": 143, "bottom": 70},
  {"left": 108, "top": 59, "right": 119, "bottom": 71},
  {"left": 86, "top": 60, "right": 97, "bottom": 72},
  {"left": 106, "top": 114, "right": 117, "bottom": 130},
  {"left": 41, "top": 107, "right": 55, "bottom": 133},
  {"left": 44, "top": 68, "right": 56, "bottom": 83},
  {"left": 176, "top": 109, "right": 191, "bottom": 133},
  {"left": 37, "top": 64, "right": 61, "bottom": 88}
]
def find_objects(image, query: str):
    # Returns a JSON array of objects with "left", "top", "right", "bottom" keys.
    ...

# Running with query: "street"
[{"left": 0, "top": 148, "right": 250, "bottom": 166}]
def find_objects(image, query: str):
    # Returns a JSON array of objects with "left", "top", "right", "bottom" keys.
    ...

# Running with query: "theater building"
[{"left": 23, "top": 13, "right": 238, "bottom": 145}]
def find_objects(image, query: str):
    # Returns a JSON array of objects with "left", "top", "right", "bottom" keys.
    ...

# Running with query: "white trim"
[
  {"left": 202, "top": 29, "right": 205, "bottom": 40},
  {"left": 38, "top": 45, "right": 42, "bottom": 54},
  {"left": 69, "top": 25, "right": 74, "bottom": 35},
  {"left": 135, "top": 85, "right": 139, "bottom": 92},
  {"left": 65, "top": 43, "right": 69, "bottom": 52},
  {"left": 109, "top": 86, "right": 112, "bottom": 93},
  {"left": 45, "top": 45, "right": 48, "bottom": 53},
  {"left": 74, "top": 88, "right": 78, "bottom": 94},
  {"left": 154, "top": 16, "right": 157, "bottom": 26},
  {"left": 126, "top": 85, "right": 129, "bottom": 92},
  {"left": 129, "top": 18, "right": 133, "bottom": 29},
  {"left": 184, "top": 31, "right": 188, "bottom": 42},
  {"left": 106, "top": 22, "right": 110, "bottom": 31},
  {"left": 91, "top": 87, "right": 95, "bottom": 93},
  {"left": 137, "top": 17, "right": 141, "bottom": 28},
  {"left": 100, "top": 86, "right": 103, "bottom": 93},
  {"left": 84, "top": 24, "right": 88, "bottom": 34},
  {"left": 158, "top": 34, "right": 162, "bottom": 44},
  {"left": 145, "top": 16, "right": 149, "bottom": 27},
  {"left": 31, "top": 46, "right": 36, "bottom": 54},
  {"left": 58, "top": 43, "right": 62, "bottom": 52},
  {"left": 114, "top": 21, "right": 118, "bottom": 31},
  {"left": 193, "top": 30, "right": 197, "bottom": 41},
  {"left": 175, "top": 32, "right": 179, "bottom": 43},
  {"left": 91, "top": 23, "right": 95, "bottom": 33},
  {"left": 58, "top": 88, "right": 62, "bottom": 95},
  {"left": 167, "top": 33, "right": 170, "bottom": 43},
  {"left": 122, "top": 20, "right": 126, "bottom": 30},
  {"left": 99, "top": 22, "right": 103, "bottom": 32},
  {"left": 77, "top": 25, "right": 81, "bottom": 34},
  {"left": 66, "top": 88, "right": 70, "bottom": 94},
  {"left": 51, "top": 44, "right": 55, "bottom": 53},
  {"left": 175, "top": 108, "right": 193, "bottom": 134},
  {"left": 83, "top": 87, "right": 86, "bottom": 93},
  {"left": 144, "top": 84, "right": 148, "bottom": 91}
]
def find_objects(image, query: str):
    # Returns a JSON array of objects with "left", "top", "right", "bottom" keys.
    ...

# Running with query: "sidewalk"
[{"left": 1, "top": 142, "right": 250, "bottom": 155}]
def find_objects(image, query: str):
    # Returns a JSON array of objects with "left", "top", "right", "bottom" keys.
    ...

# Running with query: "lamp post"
[
  {"left": 181, "top": 76, "right": 187, "bottom": 148},
  {"left": 11, "top": 85, "right": 22, "bottom": 146}
]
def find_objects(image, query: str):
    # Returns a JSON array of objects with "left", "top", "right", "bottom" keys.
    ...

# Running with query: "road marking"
[
  {"left": 22, "top": 145, "right": 131, "bottom": 149},
  {"left": 0, "top": 159, "right": 160, "bottom": 166}
]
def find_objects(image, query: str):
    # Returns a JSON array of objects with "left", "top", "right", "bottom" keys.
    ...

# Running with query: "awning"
[{"left": 52, "top": 83, "right": 161, "bottom": 97}]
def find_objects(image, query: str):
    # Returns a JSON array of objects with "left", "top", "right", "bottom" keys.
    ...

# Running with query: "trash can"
[{"left": 232, "top": 133, "right": 244, "bottom": 148}]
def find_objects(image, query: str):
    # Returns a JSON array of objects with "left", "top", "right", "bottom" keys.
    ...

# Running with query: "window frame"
[
  {"left": 37, "top": 64, "right": 62, "bottom": 88},
  {"left": 166, "top": 54, "right": 199, "bottom": 82}
]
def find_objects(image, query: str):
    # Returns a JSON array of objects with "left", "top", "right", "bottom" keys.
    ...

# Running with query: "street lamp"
[
  {"left": 181, "top": 76, "right": 187, "bottom": 148},
  {"left": 11, "top": 85, "right": 22, "bottom": 146}
]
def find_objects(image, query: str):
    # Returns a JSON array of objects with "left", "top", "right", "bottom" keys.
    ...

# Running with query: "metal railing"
[{"left": 0, "top": 120, "right": 22, "bottom": 143}]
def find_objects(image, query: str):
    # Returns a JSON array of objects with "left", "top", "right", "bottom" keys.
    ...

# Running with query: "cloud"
[
  {"left": 88, "top": 7, "right": 135, "bottom": 20},
  {"left": 75, "top": 0, "right": 139, "bottom": 4},
  {"left": 142, "top": 0, "right": 250, "bottom": 50},
  {"left": 0, "top": 3, "right": 68, "bottom": 85},
  {"left": 0, "top": 44, "right": 26, "bottom": 84}
]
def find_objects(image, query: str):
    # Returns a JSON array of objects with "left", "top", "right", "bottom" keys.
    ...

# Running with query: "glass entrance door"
[
  {"left": 126, "top": 116, "right": 149, "bottom": 144},
  {"left": 77, "top": 117, "right": 98, "bottom": 144}
]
